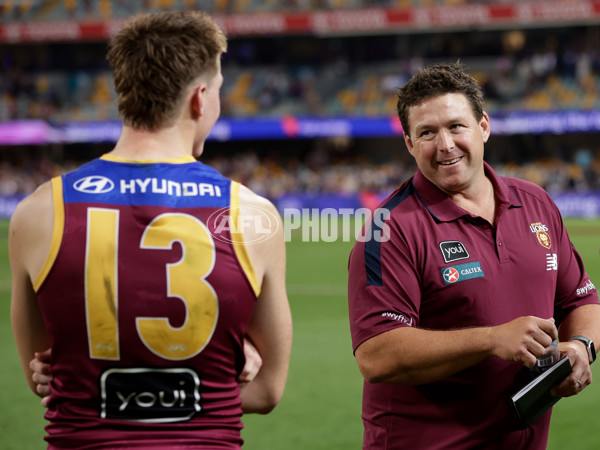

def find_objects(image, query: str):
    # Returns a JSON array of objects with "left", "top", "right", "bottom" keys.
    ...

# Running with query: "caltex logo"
[
  {"left": 442, "top": 267, "right": 460, "bottom": 284},
  {"left": 440, "top": 262, "right": 485, "bottom": 285}
]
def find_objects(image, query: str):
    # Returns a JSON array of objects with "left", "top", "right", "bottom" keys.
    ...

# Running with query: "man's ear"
[
  {"left": 190, "top": 84, "right": 206, "bottom": 120},
  {"left": 480, "top": 111, "right": 491, "bottom": 143},
  {"left": 404, "top": 133, "right": 415, "bottom": 157}
]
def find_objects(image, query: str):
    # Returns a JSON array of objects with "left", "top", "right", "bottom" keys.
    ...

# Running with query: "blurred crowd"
[
  {"left": 205, "top": 146, "right": 415, "bottom": 199},
  {"left": 1, "top": 143, "right": 598, "bottom": 200},
  {"left": 204, "top": 144, "right": 600, "bottom": 198},
  {"left": 1, "top": 0, "right": 599, "bottom": 204},
  {"left": 219, "top": 26, "right": 600, "bottom": 118},
  {"left": 1, "top": 25, "right": 600, "bottom": 122},
  {"left": 0, "top": 0, "right": 577, "bottom": 22},
  {"left": 0, "top": 149, "right": 65, "bottom": 197}
]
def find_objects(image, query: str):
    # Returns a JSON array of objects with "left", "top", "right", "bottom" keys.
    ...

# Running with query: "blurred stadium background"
[{"left": 1, "top": 1, "right": 600, "bottom": 449}]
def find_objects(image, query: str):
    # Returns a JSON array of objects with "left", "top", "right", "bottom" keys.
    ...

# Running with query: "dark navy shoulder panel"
[{"left": 365, "top": 180, "right": 414, "bottom": 286}]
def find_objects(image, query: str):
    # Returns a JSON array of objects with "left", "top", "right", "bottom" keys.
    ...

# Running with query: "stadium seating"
[
  {"left": 0, "top": 0, "right": 598, "bottom": 203},
  {"left": 0, "top": 0, "right": 589, "bottom": 21},
  {"left": 2, "top": 49, "right": 599, "bottom": 121}
]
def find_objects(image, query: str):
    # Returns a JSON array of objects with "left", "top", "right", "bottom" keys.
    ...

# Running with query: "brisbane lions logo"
[{"left": 530, "top": 222, "right": 551, "bottom": 249}]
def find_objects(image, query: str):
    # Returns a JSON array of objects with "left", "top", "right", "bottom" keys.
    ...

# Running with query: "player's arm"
[
  {"left": 355, "top": 316, "right": 557, "bottom": 385},
  {"left": 9, "top": 182, "right": 53, "bottom": 395},
  {"left": 553, "top": 304, "right": 600, "bottom": 396},
  {"left": 237, "top": 186, "right": 292, "bottom": 414}
]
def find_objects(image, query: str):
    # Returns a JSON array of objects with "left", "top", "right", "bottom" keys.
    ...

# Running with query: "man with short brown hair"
[{"left": 11, "top": 11, "right": 292, "bottom": 449}]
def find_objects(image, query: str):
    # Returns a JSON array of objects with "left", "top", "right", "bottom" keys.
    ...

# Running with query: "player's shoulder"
[
  {"left": 236, "top": 183, "right": 284, "bottom": 246},
  {"left": 237, "top": 183, "right": 280, "bottom": 217},
  {"left": 9, "top": 179, "right": 55, "bottom": 252},
  {"left": 11, "top": 180, "right": 54, "bottom": 224},
  {"left": 234, "top": 184, "right": 284, "bottom": 282}
]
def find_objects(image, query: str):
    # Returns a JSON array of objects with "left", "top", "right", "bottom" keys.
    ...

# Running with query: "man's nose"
[{"left": 436, "top": 129, "right": 455, "bottom": 152}]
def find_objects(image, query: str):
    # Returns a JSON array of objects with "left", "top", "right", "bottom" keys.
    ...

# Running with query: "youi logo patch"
[{"left": 439, "top": 240, "right": 469, "bottom": 264}]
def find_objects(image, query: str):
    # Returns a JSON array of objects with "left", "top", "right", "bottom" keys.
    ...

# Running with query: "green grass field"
[{"left": 1, "top": 218, "right": 599, "bottom": 449}]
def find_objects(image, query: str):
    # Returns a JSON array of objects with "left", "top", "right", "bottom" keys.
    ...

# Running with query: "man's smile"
[{"left": 438, "top": 156, "right": 463, "bottom": 166}]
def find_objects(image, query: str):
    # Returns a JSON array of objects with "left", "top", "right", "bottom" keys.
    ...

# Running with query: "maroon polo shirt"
[{"left": 348, "top": 162, "right": 598, "bottom": 449}]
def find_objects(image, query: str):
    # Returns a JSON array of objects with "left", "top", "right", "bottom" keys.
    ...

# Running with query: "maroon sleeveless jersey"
[{"left": 35, "top": 155, "right": 260, "bottom": 448}]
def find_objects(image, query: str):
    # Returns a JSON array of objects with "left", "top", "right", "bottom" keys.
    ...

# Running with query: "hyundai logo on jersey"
[{"left": 74, "top": 176, "right": 115, "bottom": 194}]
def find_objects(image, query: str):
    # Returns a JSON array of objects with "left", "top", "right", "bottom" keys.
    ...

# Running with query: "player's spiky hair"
[{"left": 107, "top": 11, "right": 227, "bottom": 131}]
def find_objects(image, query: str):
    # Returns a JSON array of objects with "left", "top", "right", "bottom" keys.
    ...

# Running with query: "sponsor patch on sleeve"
[
  {"left": 381, "top": 312, "right": 413, "bottom": 326},
  {"left": 577, "top": 280, "right": 596, "bottom": 296},
  {"left": 441, "top": 262, "right": 484, "bottom": 285}
]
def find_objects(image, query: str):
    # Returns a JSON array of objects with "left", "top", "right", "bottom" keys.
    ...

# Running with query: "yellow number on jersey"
[
  {"left": 86, "top": 208, "right": 120, "bottom": 359},
  {"left": 86, "top": 210, "right": 219, "bottom": 361},
  {"left": 138, "top": 213, "right": 218, "bottom": 360}
]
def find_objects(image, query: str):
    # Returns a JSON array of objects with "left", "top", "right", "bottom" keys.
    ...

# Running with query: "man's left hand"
[{"left": 551, "top": 340, "right": 592, "bottom": 397}]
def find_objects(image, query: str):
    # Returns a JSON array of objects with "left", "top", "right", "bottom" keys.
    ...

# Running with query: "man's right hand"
[
  {"left": 30, "top": 348, "right": 52, "bottom": 407},
  {"left": 490, "top": 316, "right": 558, "bottom": 368}
]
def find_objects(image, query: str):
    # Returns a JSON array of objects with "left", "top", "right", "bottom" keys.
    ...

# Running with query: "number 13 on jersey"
[{"left": 85, "top": 208, "right": 219, "bottom": 361}]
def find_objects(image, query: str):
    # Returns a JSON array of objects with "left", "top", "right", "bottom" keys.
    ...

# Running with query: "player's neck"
[{"left": 110, "top": 124, "right": 196, "bottom": 161}]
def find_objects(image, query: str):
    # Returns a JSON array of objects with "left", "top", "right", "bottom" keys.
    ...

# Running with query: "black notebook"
[{"left": 511, "top": 356, "right": 572, "bottom": 429}]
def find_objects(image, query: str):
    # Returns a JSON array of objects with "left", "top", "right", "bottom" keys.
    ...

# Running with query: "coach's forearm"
[
  {"left": 355, "top": 315, "right": 557, "bottom": 385},
  {"left": 355, "top": 326, "right": 494, "bottom": 385},
  {"left": 558, "top": 304, "right": 600, "bottom": 344}
]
